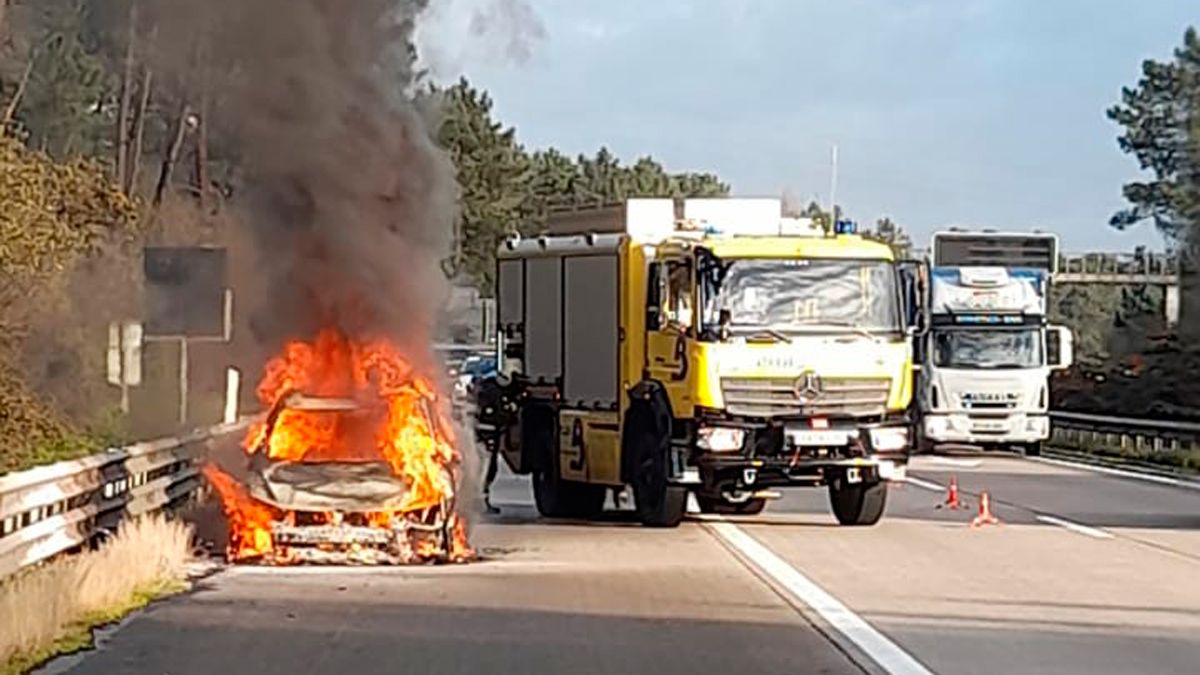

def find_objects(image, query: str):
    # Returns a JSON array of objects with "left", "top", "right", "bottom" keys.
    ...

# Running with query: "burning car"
[{"left": 205, "top": 329, "right": 473, "bottom": 566}]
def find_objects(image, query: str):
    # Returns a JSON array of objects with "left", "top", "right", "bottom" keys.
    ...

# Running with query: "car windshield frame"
[
  {"left": 697, "top": 253, "right": 903, "bottom": 340},
  {"left": 932, "top": 326, "right": 1044, "bottom": 369}
]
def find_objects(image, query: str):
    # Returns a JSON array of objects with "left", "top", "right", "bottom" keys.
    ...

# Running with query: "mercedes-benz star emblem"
[{"left": 794, "top": 371, "right": 823, "bottom": 402}]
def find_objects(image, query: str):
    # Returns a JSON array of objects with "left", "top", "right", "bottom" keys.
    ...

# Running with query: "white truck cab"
[{"left": 916, "top": 232, "right": 1073, "bottom": 456}]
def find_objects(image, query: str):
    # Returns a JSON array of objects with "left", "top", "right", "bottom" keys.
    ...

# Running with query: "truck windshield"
[
  {"left": 933, "top": 328, "right": 1043, "bottom": 369},
  {"left": 699, "top": 257, "right": 901, "bottom": 337}
]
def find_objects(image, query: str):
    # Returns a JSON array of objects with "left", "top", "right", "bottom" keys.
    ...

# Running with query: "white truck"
[{"left": 914, "top": 231, "right": 1073, "bottom": 456}]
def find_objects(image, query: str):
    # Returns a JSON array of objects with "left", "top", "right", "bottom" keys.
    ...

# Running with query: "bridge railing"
[
  {"left": 0, "top": 420, "right": 249, "bottom": 578},
  {"left": 1056, "top": 252, "right": 1179, "bottom": 283}
]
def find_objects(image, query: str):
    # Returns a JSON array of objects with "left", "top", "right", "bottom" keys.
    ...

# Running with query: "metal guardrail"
[
  {"left": 0, "top": 420, "right": 249, "bottom": 578},
  {"left": 1050, "top": 410, "right": 1200, "bottom": 460}
]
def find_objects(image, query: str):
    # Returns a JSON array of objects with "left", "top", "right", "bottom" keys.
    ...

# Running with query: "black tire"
[
  {"left": 528, "top": 412, "right": 605, "bottom": 519},
  {"left": 828, "top": 476, "right": 888, "bottom": 526},
  {"left": 1021, "top": 441, "right": 1042, "bottom": 458},
  {"left": 697, "top": 495, "right": 767, "bottom": 515},
  {"left": 626, "top": 408, "right": 685, "bottom": 528},
  {"left": 533, "top": 468, "right": 606, "bottom": 519}
]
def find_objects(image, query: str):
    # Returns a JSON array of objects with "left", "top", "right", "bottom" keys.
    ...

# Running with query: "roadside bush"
[{"left": 0, "top": 136, "right": 139, "bottom": 474}]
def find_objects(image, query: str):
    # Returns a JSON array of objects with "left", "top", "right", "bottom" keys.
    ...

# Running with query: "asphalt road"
[{"left": 47, "top": 451, "right": 1200, "bottom": 675}]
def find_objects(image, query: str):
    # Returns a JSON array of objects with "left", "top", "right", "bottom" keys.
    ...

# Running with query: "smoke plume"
[{"left": 140, "top": 0, "right": 459, "bottom": 361}]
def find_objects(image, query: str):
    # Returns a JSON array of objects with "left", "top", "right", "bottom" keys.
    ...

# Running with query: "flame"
[
  {"left": 207, "top": 327, "right": 473, "bottom": 564},
  {"left": 202, "top": 463, "right": 279, "bottom": 561}
]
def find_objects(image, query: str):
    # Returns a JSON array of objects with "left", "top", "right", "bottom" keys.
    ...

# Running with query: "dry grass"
[{"left": 0, "top": 515, "right": 194, "bottom": 674}]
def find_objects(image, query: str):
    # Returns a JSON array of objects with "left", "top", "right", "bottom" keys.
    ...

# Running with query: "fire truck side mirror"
[{"left": 897, "top": 260, "right": 928, "bottom": 335}]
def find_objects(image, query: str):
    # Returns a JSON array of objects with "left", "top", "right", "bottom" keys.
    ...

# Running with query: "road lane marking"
[
  {"left": 928, "top": 457, "right": 982, "bottom": 468},
  {"left": 1032, "top": 456, "right": 1200, "bottom": 492},
  {"left": 708, "top": 521, "right": 935, "bottom": 675},
  {"left": 903, "top": 476, "right": 944, "bottom": 492},
  {"left": 1034, "top": 514, "right": 1114, "bottom": 539}
]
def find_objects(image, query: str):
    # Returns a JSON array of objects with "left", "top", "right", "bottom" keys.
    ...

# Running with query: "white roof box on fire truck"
[
  {"left": 543, "top": 198, "right": 794, "bottom": 244},
  {"left": 629, "top": 198, "right": 788, "bottom": 243}
]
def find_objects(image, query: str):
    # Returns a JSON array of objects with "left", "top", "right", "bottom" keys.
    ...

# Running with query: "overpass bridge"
[{"left": 1057, "top": 251, "right": 1180, "bottom": 325}]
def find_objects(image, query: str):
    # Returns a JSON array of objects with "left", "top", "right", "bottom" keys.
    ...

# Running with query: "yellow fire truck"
[{"left": 476, "top": 198, "right": 924, "bottom": 527}]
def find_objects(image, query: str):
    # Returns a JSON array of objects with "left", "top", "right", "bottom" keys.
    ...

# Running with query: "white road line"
[
  {"left": 903, "top": 476, "right": 944, "bottom": 492},
  {"left": 1032, "top": 456, "right": 1200, "bottom": 492},
  {"left": 928, "top": 457, "right": 983, "bottom": 468},
  {"left": 709, "top": 521, "right": 935, "bottom": 675},
  {"left": 1034, "top": 514, "right": 1114, "bottom": 540}
]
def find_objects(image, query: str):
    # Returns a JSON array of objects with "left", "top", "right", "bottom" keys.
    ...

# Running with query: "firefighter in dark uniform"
[{"left": 473, "top": 374, "right": 506, "bottom": 513}]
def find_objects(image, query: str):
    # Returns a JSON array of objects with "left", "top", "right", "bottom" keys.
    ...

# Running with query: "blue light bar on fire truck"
[{"left": 833, "top": 219, "right": 857, "bottom": 235}]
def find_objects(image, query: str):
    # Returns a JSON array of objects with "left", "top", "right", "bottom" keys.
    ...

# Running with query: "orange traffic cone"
[
  {"left": 970, "top": 490, "right": 1000, "bottom": 528},
  {"left": 938, "top": 476, "right": 964, "bottom": 510}
]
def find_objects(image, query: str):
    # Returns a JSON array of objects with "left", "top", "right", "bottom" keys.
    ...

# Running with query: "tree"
[
  {"left": 0, "top": 135, "right": 137, "bottom": 319},
  {"left": 5, "top": 0, "right": 114, "bottom": 159},
  {"left": 0, "top": 135, "right": 139, "bottom": 471},
  {"left": 433, "top": 78, "right": 537, "bottom": 293},
  {"left": 1108, "top": 27, "right": 1200, "bottom": 243},
  {"left": 868, "top": 216, "right": 913, "bottom": 258},
  {"left": 1109, "top": 27, "right": 1200, "bottom": 340},
  {"left": 791, "top": 200, "right": 842, "bottom": 233},
  {"left": 528, "top": 147, "right": 579, "bottom": 207}
]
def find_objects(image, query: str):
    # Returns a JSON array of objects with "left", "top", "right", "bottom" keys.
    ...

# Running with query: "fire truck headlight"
[
  {"left": 869, "top": 427, "right": 909, "bottom": 452},
  {"left": 697, "top": 427, "right": 746, "bottom": 452}
]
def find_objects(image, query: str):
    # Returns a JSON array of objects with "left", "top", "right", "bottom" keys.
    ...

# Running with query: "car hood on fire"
[{"left": 247, "top": 461, "right": 411, "bottom": 513}]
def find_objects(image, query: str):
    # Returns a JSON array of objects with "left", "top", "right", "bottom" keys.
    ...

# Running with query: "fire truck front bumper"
[{"left": 691, "top": 420, "right": 911, "bottom": 491}]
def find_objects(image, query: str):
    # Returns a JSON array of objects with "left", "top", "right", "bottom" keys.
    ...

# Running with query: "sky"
[{"left": 417, "top": 0, "right": 1198, "bottom": 252}]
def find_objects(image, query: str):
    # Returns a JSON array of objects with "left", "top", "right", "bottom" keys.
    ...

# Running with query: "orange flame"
[
  {"left": 202, "top": 463, "right": 279, "bottom": 561},
  {"left": 207, "top": 327, "right": 473, "bottom": 564}
]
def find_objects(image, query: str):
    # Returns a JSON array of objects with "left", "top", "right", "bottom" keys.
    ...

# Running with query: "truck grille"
[
  {"left": 721, "top": 377, "right": 890, "bottom": 418},
  {"left": 962, "top": 401, "right": 1018, "bottom": 411}
]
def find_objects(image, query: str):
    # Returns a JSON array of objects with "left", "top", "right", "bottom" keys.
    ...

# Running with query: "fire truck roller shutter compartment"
[
  {"left": 564, "top": 254, "right": 620, "bottom": 408},
  {"left": 525, "top": 257, "right": 562, "bottom": 383},
  {"left": 498, "top": 258, "right": 524, "bottom": 329}
]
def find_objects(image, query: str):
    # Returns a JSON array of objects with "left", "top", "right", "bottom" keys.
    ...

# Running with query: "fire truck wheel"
[
  {"left": 828, "top": 475, "right": 887, "bottom": 526},
  {"left": 626, "top": 411, "right": 685, "bottom": 528},
  {"left": 697, "top": 495, "right": 767, "bottom": 515},
  {"left": 1021, "top": 442, "right": 1042, "bottom": 457},
  {"left": 533, "top": 464, "right": 606, "bottom": 519},
  {"left": 530, "top": 419, "right": 605, "bottom": 520}
]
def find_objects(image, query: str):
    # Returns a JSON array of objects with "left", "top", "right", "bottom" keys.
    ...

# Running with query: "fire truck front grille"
[{"left": 721, "top": 377, "right": 891, "bottom": 418}]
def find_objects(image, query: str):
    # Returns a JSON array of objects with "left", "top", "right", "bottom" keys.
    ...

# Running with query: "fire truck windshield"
[{"left": 699, "top": 257, "right": 901, "bottom": 338}]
